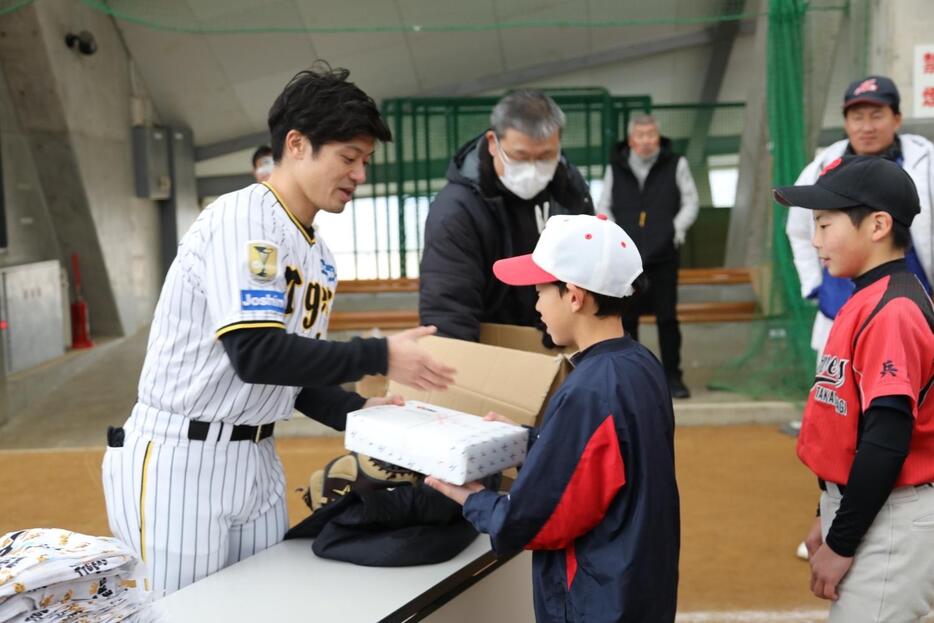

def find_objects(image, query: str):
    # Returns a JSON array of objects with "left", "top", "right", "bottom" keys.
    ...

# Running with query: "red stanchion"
[{"left": 70, "top": 253, "right": 94, "bottom": 349}]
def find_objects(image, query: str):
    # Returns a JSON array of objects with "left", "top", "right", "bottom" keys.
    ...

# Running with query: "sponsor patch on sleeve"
[
  {"left": 240, "top": 289, "right": 286, "bottom": 312},
  {"left": 320, "top": 259, "right": 338, "bottom": 285}
]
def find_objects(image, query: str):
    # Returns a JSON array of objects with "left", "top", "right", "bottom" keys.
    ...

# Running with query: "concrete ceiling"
[{"left": 113, "top": 0, "right": 733, "bottom": 148}]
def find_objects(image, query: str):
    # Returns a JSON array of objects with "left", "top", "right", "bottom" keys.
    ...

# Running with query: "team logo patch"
[
  {"left": 240, "top": 289, "right": 285, "bottom": 312},
  {"left": 320, "top": 259, "right": 337, "bottom": 285},
  {"left": 813, "top": 354, "right": 849, "bottom": 415},
  {"left": 853, "top": 78, "right": 878, "bottom": 96},
  {"left": 820, "top": 158, "right": 842, "bottom": 177},
  {"left": 247, "top": 241, "right": 278, "bottom": 283}
]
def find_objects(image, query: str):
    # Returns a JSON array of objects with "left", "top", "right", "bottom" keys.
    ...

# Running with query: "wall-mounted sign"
[{"left": 913, "top": 45, "right": 934, "bottom": 118}]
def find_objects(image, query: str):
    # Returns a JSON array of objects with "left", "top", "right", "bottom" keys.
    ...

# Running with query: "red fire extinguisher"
[{"left": 70, "top": 253, "right": 94, "bottom": 349}]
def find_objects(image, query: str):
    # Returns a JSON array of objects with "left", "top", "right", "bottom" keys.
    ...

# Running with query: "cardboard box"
[
  {"left": 354, "top": 373, "right": 390, "bottom": 399},
  {"left": 477, "top": 323, "right": 567, "bottom": 356},
  {"left": 385, "top": 334, "right": 568, "bottom": 428},
  {"left": 344, "top": 400, "right": 529, "bottom": 485},
  {"left": 356, "top": 324, "right": 572, "bottom": 422}
]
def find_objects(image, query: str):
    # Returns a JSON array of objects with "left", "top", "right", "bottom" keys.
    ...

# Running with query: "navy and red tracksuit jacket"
[{"left": 463, "top": 336, "right": 680, "bottom": 622}]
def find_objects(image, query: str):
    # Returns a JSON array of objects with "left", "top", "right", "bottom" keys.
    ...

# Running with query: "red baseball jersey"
[{"left": 798, "top": 272, "right": 934, "bottom": 486}]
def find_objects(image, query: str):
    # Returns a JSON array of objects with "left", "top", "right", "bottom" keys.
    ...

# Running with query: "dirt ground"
[{"left": 0, "top": 425, "right": 826, "bottom": 615}]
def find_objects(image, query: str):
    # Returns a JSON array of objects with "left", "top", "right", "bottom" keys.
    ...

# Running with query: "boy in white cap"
[{"left": 427, "top": 214, "right": 681, "bottom": 622}]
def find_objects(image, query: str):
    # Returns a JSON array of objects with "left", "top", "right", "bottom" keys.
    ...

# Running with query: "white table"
[{"left": 159, "top": 536, "right": 534, "bottom": 622}]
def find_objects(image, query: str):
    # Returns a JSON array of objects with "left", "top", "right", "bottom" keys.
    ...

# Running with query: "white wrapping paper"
[{"left": 344, "top": 401, "right": 529, "bottom": 485}]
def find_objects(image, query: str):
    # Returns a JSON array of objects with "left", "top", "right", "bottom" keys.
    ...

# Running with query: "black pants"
[{"left": 623, "top": 254, "right": 682, "bottom": 379}]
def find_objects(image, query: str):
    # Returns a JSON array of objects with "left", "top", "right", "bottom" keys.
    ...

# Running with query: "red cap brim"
[
  {"left": 843, "top": 96, "right": 890, "bottom": 110},
  {"left": 493, "top": 254, "right": 558, "bottom": 286}
]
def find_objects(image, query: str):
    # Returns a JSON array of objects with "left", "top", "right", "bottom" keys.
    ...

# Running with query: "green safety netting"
[
  {"left": 0, "top": 0, "right": 844, "bottom": 35},
  {"left": 70, "top": 0, "right": 822, "bottom": 35},
  {"left": 707, "top": 0, "right": 815, "bottom": 400},
  {"left": 0, "top": 0, "right": 31, "bottom": 15}
]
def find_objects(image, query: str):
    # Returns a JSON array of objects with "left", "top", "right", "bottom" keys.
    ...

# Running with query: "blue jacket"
[{"left": 463, "top": 337, "right": 680, "bottom": 622}]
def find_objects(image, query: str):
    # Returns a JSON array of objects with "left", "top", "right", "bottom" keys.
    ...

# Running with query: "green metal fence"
[{"left": 320, "top": 93, "right": 746, "bottom": 279}]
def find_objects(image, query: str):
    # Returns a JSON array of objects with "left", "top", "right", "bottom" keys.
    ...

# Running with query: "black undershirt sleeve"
[
  {"left": 293, "top": 386, "right": 366, "bottom": 431},
  {"left": 220, "top": 328, "right": 388, "bottom": 387},
  {"left": 825, "top": 395, "right": 913, "bottom": 557},
  {"left": 220, "top": 328, "right": 386, "bottom": 431}
]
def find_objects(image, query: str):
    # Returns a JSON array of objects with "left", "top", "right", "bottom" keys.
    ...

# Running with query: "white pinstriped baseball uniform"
[{"left": 102, "top": 182, "right": 337, "bottom": 596}]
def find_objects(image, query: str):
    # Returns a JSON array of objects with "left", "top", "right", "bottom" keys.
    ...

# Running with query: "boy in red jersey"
[{"left": 774, "top": 155, "right": 934, "bottom": 622}]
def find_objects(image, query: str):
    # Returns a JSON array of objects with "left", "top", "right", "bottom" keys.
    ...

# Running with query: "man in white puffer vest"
[{"left": 787, "top": 75, "right": 934, "bottom": 357}]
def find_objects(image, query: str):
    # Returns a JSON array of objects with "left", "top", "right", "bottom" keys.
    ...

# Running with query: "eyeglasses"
[{"left": 493, "top": 135, "right": 558, "bottom": 164}]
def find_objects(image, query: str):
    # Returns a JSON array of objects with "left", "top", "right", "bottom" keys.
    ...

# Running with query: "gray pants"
[{"left": 822, "top": 482, "right": 934, "bottom": 622}]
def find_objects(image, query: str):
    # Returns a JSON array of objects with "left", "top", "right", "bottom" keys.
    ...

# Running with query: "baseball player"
[
  {"left": 787, "top": 75, "right": 934, "bottom": 559},
  {"left": 774, "top": 156, "right": 934, "bottom": 621},
  {"left": 102, "top": 65, "right": 454, "bottom": 597}
]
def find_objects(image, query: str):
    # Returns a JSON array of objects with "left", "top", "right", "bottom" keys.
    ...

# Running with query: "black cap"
[
  {"left": 773, "top": 155, "right": 920, "bottom": 227},
  {"left": 843, "top": 75, "right": 900, "bottom": 114}
]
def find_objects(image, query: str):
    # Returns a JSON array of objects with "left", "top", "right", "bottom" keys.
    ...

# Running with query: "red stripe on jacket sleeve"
[
  {"left": 566, "top": 543, "right": 578, "bottom": 589},
  {"left": 526, "top": 414, "right": 626, "bottom": 550}
]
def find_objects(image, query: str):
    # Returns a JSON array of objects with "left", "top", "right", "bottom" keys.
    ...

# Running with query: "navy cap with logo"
[
  {"left": 773, "top": 155, "right": 920, "bottom": 227},
  {"left": 843, "top": 75, "right": 900, "bottom": 114}
]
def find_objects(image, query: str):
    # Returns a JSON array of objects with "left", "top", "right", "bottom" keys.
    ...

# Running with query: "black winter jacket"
[
  {"left": 608, "top": 137, "right": 682, "bottom": 264},
  {"left": 419, "top": 134, "right": 593, "bottom": 341}
]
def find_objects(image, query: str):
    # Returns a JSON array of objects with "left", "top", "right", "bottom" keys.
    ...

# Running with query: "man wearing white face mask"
[
  {"left": 252, "top": 144, "right": 274, "bottom": 182},
  {"left": 420, "top": 90, "right": 594, "bottom": 343},
  {"left": 597, "top": 114, "right": 699, "bottom": 399}
]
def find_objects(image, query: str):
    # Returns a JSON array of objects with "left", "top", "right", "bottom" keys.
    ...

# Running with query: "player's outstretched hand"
[
  {"left": 425, "top": 477, "right": 485, "bottom": 506},
  {"left": 809, "top": 543, "right": 853, "bottom": 601},
  {"left": 803, "top": 516, "right": 823, "bottom": 559},
  {"left": 386, "top": 326, "right": 456, "bottom": 391},
  {"left": 363, "top": 394, "right": 405, "bottom": 409},
  {"left": 483, "top": 411, "right": 520, "bottom": 427}
]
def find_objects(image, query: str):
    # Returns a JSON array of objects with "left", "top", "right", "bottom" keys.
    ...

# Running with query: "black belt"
[
  {"left": 819, "top": 478, "right": 934, "bottom": 495},
  {"left": 187, "top": 420, "right": 275, "bottom": 443}
]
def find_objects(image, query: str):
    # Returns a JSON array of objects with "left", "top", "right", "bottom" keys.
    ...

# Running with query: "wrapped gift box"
[{"left": 344, "top": 401, "right": 529, "bottom": 485}]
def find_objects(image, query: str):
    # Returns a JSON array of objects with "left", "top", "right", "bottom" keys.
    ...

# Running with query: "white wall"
[{"left": 496, "top": 32, "right": 756, "bottom": 104}]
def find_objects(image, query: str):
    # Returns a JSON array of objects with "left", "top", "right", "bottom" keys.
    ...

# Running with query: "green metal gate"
[{"left": 329, "top": 93, "right": 745, "bottom": 279}]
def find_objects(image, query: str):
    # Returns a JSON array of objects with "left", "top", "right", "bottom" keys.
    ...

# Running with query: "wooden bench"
[
  {"left": 328, "top": 302, "right": 757, "bottom": 331},
  {"left": 328, "top": 268, "right": 756, "bottom": 331},
  {"left": 336, "top": 268, "right": 752, "bottom": 294}
]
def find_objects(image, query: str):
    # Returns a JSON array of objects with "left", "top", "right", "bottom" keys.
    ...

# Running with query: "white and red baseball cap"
[{"left": 493, "top": 213, "right": 643, "bottom": 297}]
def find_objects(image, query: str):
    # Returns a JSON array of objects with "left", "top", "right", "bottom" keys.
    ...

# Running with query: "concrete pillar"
[
  {"left": 684, "top": 0, "right": 747, "bottom": 207},
  {"left": 0, "top": 0, "right": 164, "bottom": 337},
  {"left": 163, "top": 126, "right": 200, "bottom": 276},
  {"left": 726, "top": 1, "right": 845, "bottom": 269},
  {"left": 724, "top": 10, "right": 770, "bottom": 268},
  {"left": 802, "top": 5, "right": 846, "bottom": 150},
  {"left": 0, "top": 63, "right": 61, "bottom": 268}
]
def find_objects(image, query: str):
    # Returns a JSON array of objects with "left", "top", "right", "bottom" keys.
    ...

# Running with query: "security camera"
[{"left": 65, "top": 31, "right": 97, "bottom": 56}]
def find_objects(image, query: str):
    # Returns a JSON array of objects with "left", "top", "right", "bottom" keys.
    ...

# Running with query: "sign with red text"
[{"left": 914, "top": 45, "right": 934, "bottom": 118}]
